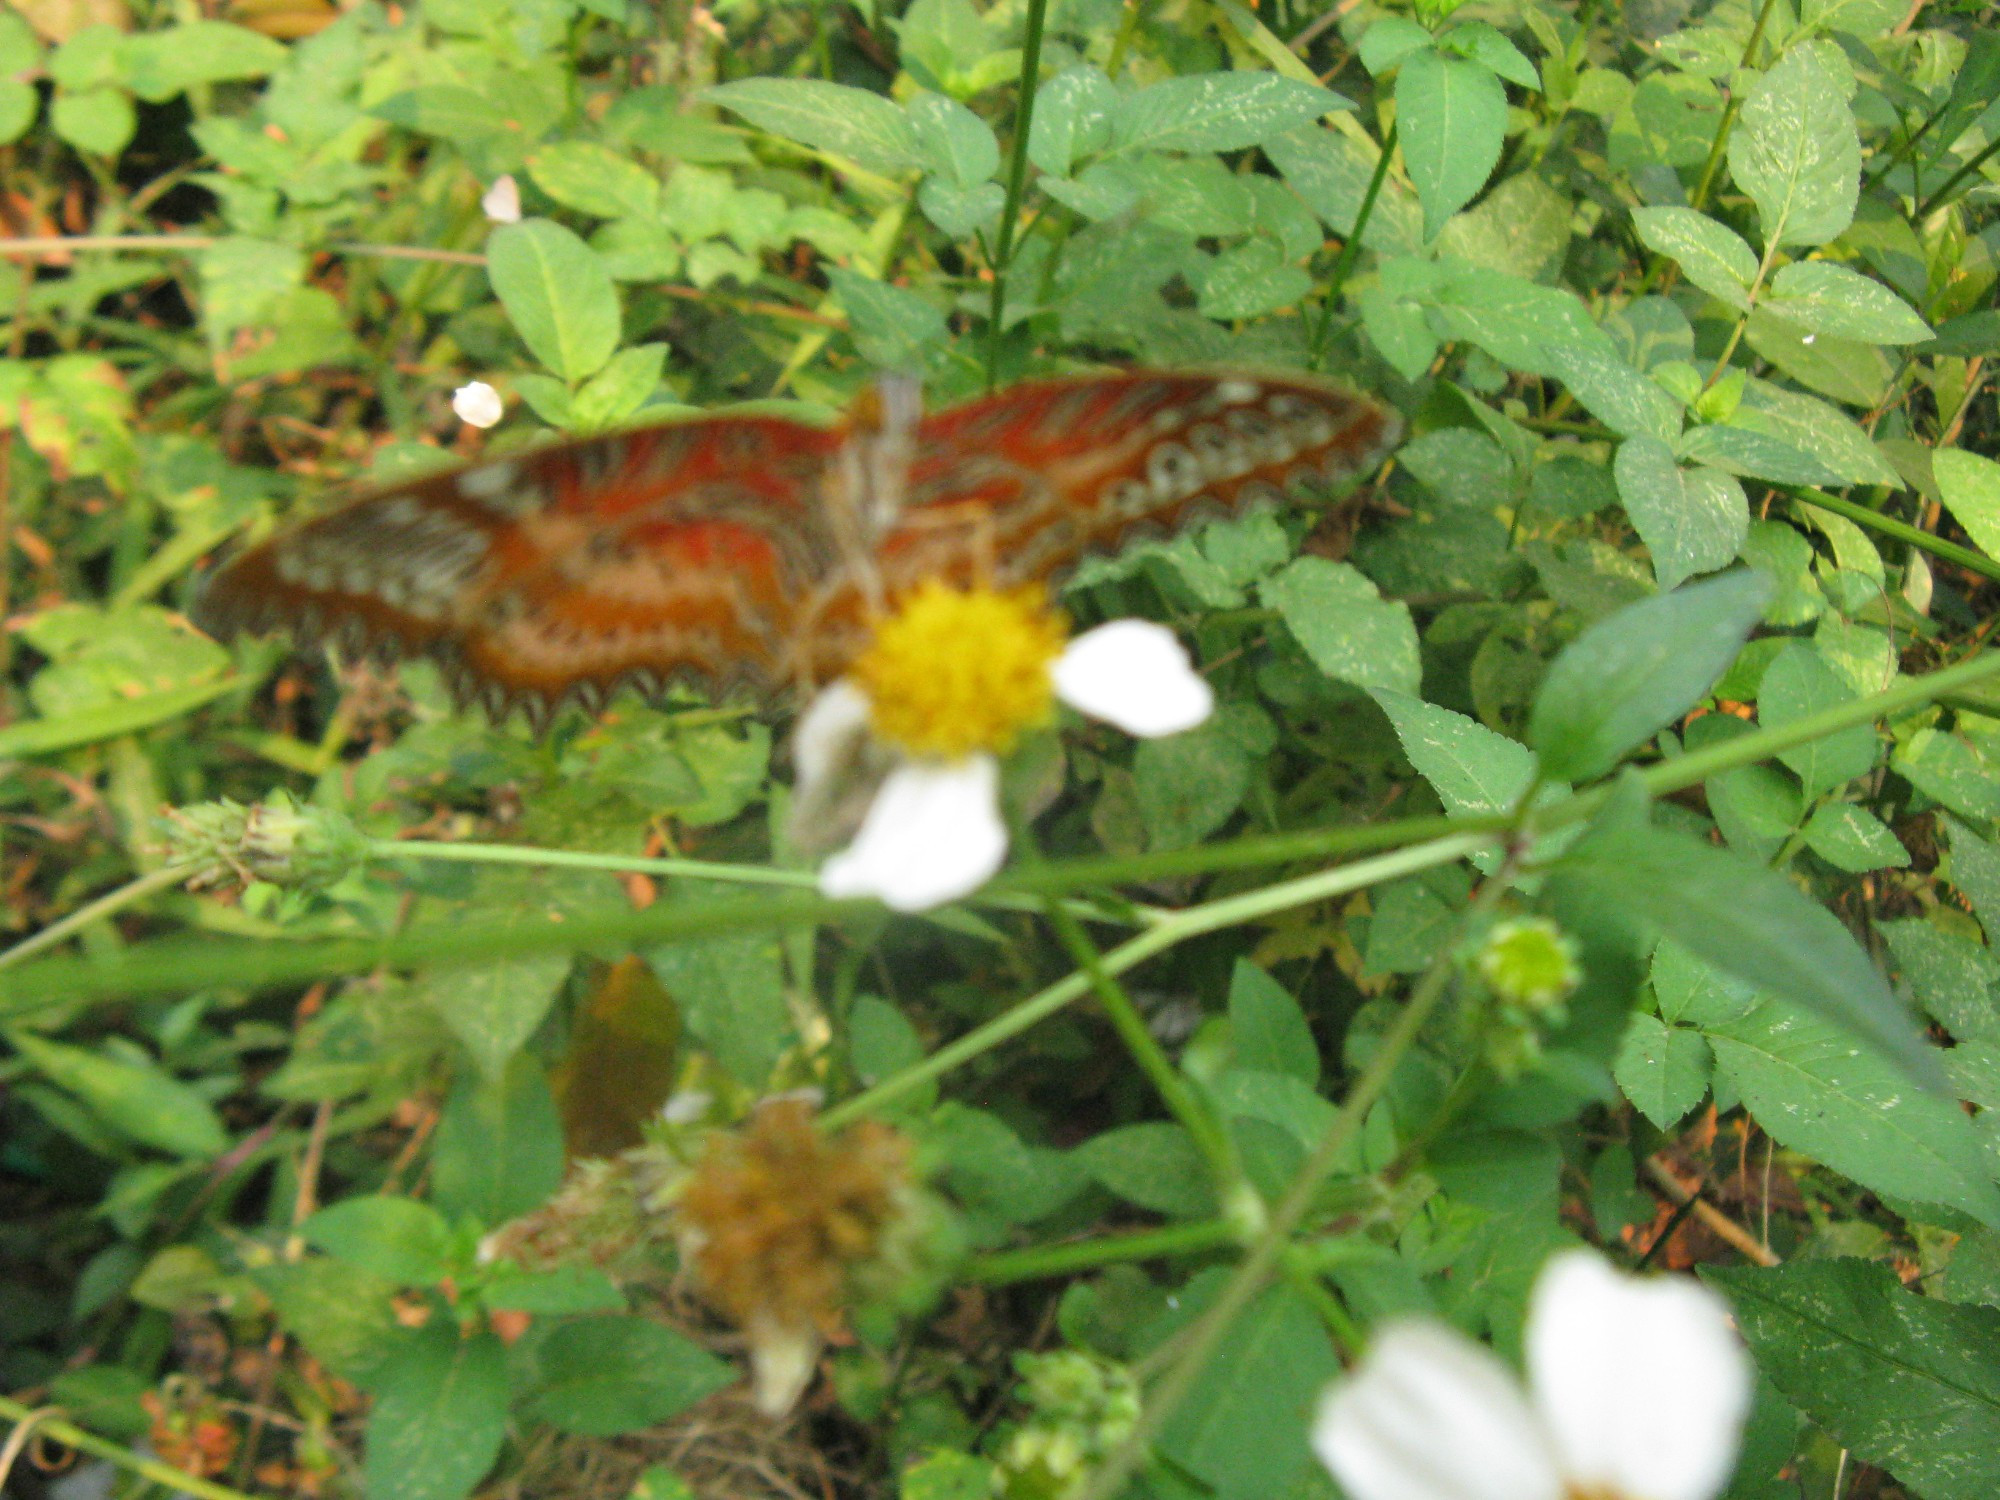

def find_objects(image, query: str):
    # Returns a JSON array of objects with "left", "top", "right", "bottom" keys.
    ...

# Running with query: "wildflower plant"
[{"left": 1, "top": 2, "right": 1998, "bottom": 1500}]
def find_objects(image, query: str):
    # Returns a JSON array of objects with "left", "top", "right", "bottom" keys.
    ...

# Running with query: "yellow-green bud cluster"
[
  {"left": 163, "top": 791, "right": 368, "bottom": 893},
  {"left": 995, "top": 1351, "right": 1140, "bottom": 1500}
]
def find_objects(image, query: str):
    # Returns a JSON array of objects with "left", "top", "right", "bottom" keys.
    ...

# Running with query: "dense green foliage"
[{"left": 1, "top": 0, "right": 1997, "bottom": 1497}]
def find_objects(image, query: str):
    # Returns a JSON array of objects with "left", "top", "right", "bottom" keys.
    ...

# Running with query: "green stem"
[
  {"left": 1688, "top": 0, "right": 1781, "bottom": 211},
  {"left": 1310, "top": 120, "right": 1398, "bottom": 371},
  {"left": 1915, "top": 133, "right": 2000, "bottom": 218},
  {"left": 821, "top": 831, "right": 1496, "bottom": 1128},
  {"left": 965, "top": 1218, "right": 1239, "bottom": 1284},
  {"left": 366, "top": 838, "right": 817, "bottom": 889},
  {"left": 1780, "top": 486, "right": 2000, "bottom": 586},
  {"left": 985, "top": 0, "right": 1052, "bottom": 390},
  {"left": 0, "top": 1396, "right": 266, "bottom": 1500},
  {"left": 1077, "top": 834, "right": 1526, "bottom": 1500},
  {"left": 1041, "top": 894, "right": 1241, "bottom": 1190},
  {"left": 0, "top": 863, "right": 200, "bottom": 973}
]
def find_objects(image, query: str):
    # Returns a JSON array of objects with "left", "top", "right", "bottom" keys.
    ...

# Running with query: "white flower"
[
  {"left": 1314, "top": 1250, "right": 1751, "bottom": 1500},
  {"left": 797, "top": 612, "right": 1212, "bottom": 914},
  {"left": 482, "top": 174, "right": 521, "bottom": 223},
  {"left": 452, "top": 381, "right": 504, "bottom": 429}
]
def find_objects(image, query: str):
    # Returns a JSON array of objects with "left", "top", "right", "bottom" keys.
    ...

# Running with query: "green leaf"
[
  {"left": 1935, "top": 449, "right": 2000, "bottom": 560},
  {"left": 1194, "top": 239, "right": 1313, "bottom": 320},
  {"left": 51, "top": 87, "right": 136, "bottom": 158},
  {"left": 121, "top": 22, "right": 286, "bottom": 103},
  {"left": 1145, "top": 1274, "right": 1341, "bottom": 1500},
  {"left": 1652, "top": 939, "right": 1758, "bottom": 1028},
  {"left": 1113, "top": 71, "right": 1348, "bottom": 155},
  {"left": 423, "top": 954, "right": 569, "bottom": 1080},
  {"left": 0, "top": 80, "right": 36, "bottom": 144},
  {"left": 1945, "top": 817, "right": 2000, "bottom": 941},
  {"left": 430, "top": 1056, "right": 565, "bottom": 1225},
  {"left": 1705, "top": 1258, "right": 2000, "bottom": 1500},
  {"left": 825, "top": 268, "right": 948, "bottom": 371},
  {"left": 1682, "top": 379, "right": 1899, "bottom": 489},
  {"left": 1527, "top": 569, "right": 1770, "bottom": 782},
  {"left": 906, "top": 91, "right": 998, "bottom": 186},
  {"left": 1370, "top": 689, "right": 1536, "bottom": 816},
  {"left": 1447, "top": 22, "right": 1540, "bottom": 90},
  {"left": 1228, "top": 960, "right": 1318, "bottom": 1086},
  {"left": 300, "top": 1195, "right": 453, "bottom": 1285},
  {"left": 1358, "top": 16, "right": 1432, "bottom": 75},
  {"left": 1763, "top": 262, "right": 1931, "bottom": 344},
  {"left": 522, "top": 1315, "right": 733, "bottom": 1435},
  {"left": 1801, "top": 803, "right": 1909, "bottom": 872},
  {"left": 482, "top": 1264, "right": 625, "bottom": 1315},
  {"left": 1707, "top": 996, "right": 2000, "bottom": 1225},
  {"left": 1027, "top": 65, "right": 1117, "bottom": 176},
  {"left": 1631, "top": 206, "right": 1757, "bottom": 309},
  {"left": 647, "top": 924, "right": 794, "bottom": 1089},
  {"left": 486, "top": 219, "right": 622, "bottom": 383},
  {"left": 1424, "top": 258, "right": 1615, "bottom": 377},
  {"left": 1075, "top": 1123, "right": 1217, "bottom": 1218},
  {"left": 1133, "top": 717, "right": 1252, "bottom": 852},
  {"left": 1613, "top": 1011, "right": 1712, "bottom": 1128},
  {"left": 706, "top": 78, "right": 922, "bottom": 174},
  {"left": 1260, "top": 557, "right": 1420, "bottom": 694},
  {"left": 1896, "top": 729, "right": 2000, "bottom": 822},
  {"left": 1880, "top": 919, "right": 2000, "bottom": 1042},
  {"left": 1758, "top": 641, "right": 1877, "bottom": 797},
  {"left": 1546, "top": 342, "right": 1683, "bottom": 442},
  {"left": 371, "top": 87, "right": 518, "bottom": 146},
  {"left": 568, "top": 342, "right": 669, "bottom": 433},
  {"left": 1613, "top": 436, "right": 1747, "bottom": 590},
  {"left": 365, "top": 1326, "right": 509, "bottom": 1500},
  {"left": 1550, "top": 819, "right": 1938, "bottom": 1082},
  {"left": 254, "top": 1258, "right": 403, "bottom": 1388},
  {"left": 527, "top": 141, "right": 662, "bottom": 219},
  {"left": 6, "top": 1031, "right": 226, "bottom": 1159},
  {"left": 1395, "top": 51, "right": 1508, "bottom": 240},
  {"left": 1726, "top": 42, "right": 1861, "bottom": 248}
]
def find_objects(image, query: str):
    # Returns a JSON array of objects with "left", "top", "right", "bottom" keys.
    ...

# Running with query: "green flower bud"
[
  {"left": 162, "top": 791, "right": 368, "bottom": 892},
  {"left": 1477, "top": 917, "right": 1582, "bottom": 1014}
]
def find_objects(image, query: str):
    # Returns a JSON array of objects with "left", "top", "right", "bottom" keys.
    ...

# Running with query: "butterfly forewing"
[{"left": 197, "top": 370, "right": 1399, "bottom": 723}]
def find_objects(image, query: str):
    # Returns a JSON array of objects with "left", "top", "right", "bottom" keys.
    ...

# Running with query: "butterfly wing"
[
  {"left": 877, "top": 370, "right": 1400, "bottom": 592},
  {"left": 195, "top": 415, "right": 846, "bottom": 721}
]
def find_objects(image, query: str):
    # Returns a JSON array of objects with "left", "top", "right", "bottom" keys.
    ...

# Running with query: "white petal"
[
  {"left": 482, "top": 174, "right": 521, "bottom": 223},
  {"left": 1313, "top": 1322, "right": 1564, "bottom": 1500},
  {"left": 745, "top": 1315, "right": 820, "bottom": 1416},
  {"left": 1527, "top": 1250, "right": 1752, "bottom": 1500},
  {"left": 1051, "top": 619, "right": 1213, "bottom": 738},
  {"left": 818, "top": 757, "right": 1006, "bottom": 912},
  {"left": 452, "top": 381, "right": 503, "bottom": 429},
  {"left": 792, "top": 680, "right": 874, "bottom": 794}
]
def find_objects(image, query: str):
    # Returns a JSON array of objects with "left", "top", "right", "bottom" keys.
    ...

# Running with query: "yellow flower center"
[{"left": 850, "top": 582, "right": 1068, "bottom": 759}]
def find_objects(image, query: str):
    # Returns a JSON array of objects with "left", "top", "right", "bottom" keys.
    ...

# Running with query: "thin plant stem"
[
  {"left": 1040, "top": 893, "right": 1240, "bottom": 1189},
  {"left": 0, "top": 234, "right": 487, "bottom": 266},
  {"left": 966, "top": 1218, "right": 1238, "bottom": 1284},
  {"left": 821, "top": 831, "right": 1495, "bottom": 1128},
  {"left": 1915, "top": 133, "right": 2000, "bottom": 218},
  {"left": 1310, "top": 120, "right": 1397, "bottom": 370},
  {"left": 0, "top": 1396, "right": 268, "bottom": 1500},
  {"left": 1688, "top": 0, "right": 1782, "bottom": 211},
  {"left": 985, "top": 0, "right": 1052, "bottom": 390},
  {"left": 0, "top": 863, "right": 200, "bottom": 973},
  {"left": 367, "top": 837, "right": 817, "bottom": 889},
  {"left": 11, "top": 651, "right": 2000, "bottom": 1010},
  {"left": 1781, "top": 486, "right": 2000, "bottom": 584},
  {"left": 1076, "top": 829, "right": 1529, "bottom": 1500}
]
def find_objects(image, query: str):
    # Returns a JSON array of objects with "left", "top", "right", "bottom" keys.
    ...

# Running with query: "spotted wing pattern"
[{"left": 195, "top": 370, "right": 1400, "bottom": 725}]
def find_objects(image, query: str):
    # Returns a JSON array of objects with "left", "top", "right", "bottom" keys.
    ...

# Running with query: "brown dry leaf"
[
  {"left": 551, "top": 954, "right": 682, "bottom": 1160},
  {"left": 227, "top": 0, "right": 340, "bottom": 39}
]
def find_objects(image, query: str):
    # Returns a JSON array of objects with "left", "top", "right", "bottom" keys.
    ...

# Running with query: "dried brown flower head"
[{"left": 676, "top": 1098, "right": 915, "bottom": 1413}]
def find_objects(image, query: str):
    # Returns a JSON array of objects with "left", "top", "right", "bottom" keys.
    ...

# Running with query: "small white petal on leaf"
[
  {"left": 818, "top": 756, "right": 1007, "bottom": 912},
  {"left": 1313, "top": 1322, "right": 1564, "bottom": 1500},
  {"left": 1528, "top": 1250, "right": 1752, "bottom": 1500},
  {"left": 1052, "top": 619, "right": 1214, "bottom": 738},
  {"left": 482, "top": 174, "right": 522, "bottom": 223},
  {"left": 452, "top": 381, "right": 504, "bottom": 429}
]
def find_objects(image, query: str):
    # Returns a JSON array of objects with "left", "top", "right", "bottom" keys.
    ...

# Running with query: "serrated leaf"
[
  {"left": 1764, "top": 261, "right": 1931, "bottom": 344},
  {"left": 1759, "top": 641, "right": 1877, "bottom": 797},
  {"left": 1528, "top": 568, "right": 1769, "bottom": 780},
  {"left": 1613, "top": 438, "right": 1747, "bottom": 591},
  {"left": 527, "top": 141, "right": 661, "bottom": 219},
  {"left": 1727, "top": 43, "right": 1861, "bottom": 247},
  {"left": 1613, "top": 1011, "right": 1712, "bottom": 1127},
  {"left": 1396, "top": 50, "right": 1507, "bottom": 240},
  {"left": 7, "top": 1031, "right": 227, "bottom": 1159},
  {"left": 706, "top": 78, "right": 921, "bottom": 174},
  {"left": 1631, "top": 206, "right": 1756, "bottom": 309},
  {"left": 1546, "top": 342, "right": 1683, "bottom": 441},
  {"left": 365, "top": 1326, "right": 508, "bottom": 1500},
  {"left": 1260, "top": 557, "right": 1420, "bottom": 694},
  {"left": 1113, "top": 71, "right": 1348, "bottom": 155},
  {"left": 522, "top": 1316, "right": 732, "bottom": 1435},
  {"left": 1802, "top": 803, "right": 1909, "bottom": 872},
  {"left": 1370, "top": 690, "right": 1535, "bottom": 817}
]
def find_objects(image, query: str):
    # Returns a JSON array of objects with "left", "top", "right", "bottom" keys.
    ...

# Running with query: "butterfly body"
[{"left": 196, "top": 369, "right": 1399, "bottom": 726}]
